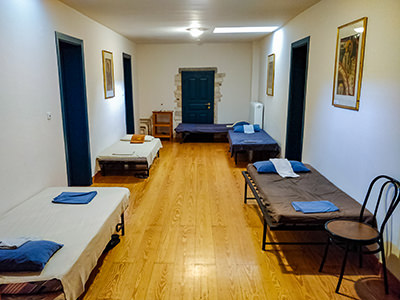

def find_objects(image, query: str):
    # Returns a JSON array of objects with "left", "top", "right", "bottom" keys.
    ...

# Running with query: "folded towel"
[
  {"left": 145, "top": 135, "right": 155, "bottom": 142},
  {"left": 270, "top": 158, "right": 299, "bottom": 178},
  {"left": 292, "top": 201, "right": 339, "bottom": 214},
  {"left": 120, "top": 135, "right": 132, "bottom": 141},
  {"left": 52, "top": 191, "right": 97, "bottom": 204},
  {"left": 0, "top": 238, "right": 31, "bottom": 249},
  {"left": 243, "top": 125, "right": 255, "bottom": 134},
  {"left": 130, "top": 134, "right": 145, "bottom": 144}
]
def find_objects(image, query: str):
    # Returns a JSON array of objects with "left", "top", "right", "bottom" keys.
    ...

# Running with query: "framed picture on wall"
[
  {"left": 266, "top": 54, "right": 275, "bottom": 96},
  {"left": 102, "top": 50, "right": 115, "bottom": 98},
  {"left": 332, "top": 17, "right": 367, "bottom": 110}
]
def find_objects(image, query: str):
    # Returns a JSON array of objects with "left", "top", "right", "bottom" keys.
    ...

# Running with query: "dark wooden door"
[
  {"left": 123, "top": 53, "right": 134, "bottom": 134},
  {"left": 55, "top": 32, "right": 92, "bottom": 186},
  {"left": 285, "top": 37, "right": 310, "bottom": 161},
  {"left": 182, "top": 71, "right": 214, "bottom": 124}
]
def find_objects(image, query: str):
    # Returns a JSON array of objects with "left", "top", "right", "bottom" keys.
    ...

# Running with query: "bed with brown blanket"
[{"left": 243, "top": 163, "right": 374, "bottom": 250}]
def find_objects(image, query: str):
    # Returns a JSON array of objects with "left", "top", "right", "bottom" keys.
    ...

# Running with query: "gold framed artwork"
[
  {"left": 102, "top": 50, "right": 115, "bottom": 98},
  {"left": 332, "top": 17, "right": 367, "bottom": 110},
  {"left": 266, "top": 54, "right": 275, "bottom": 96}
]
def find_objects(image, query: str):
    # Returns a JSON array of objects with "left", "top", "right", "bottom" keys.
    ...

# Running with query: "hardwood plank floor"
[{"left": 83, "top": 141, "right": 399, "bottom": 300}]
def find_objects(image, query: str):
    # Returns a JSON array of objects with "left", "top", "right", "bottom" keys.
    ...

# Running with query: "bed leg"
[
  {"left": 100, "top": 163, "right": 106, "bottom": 176},
  {"left": 116, "top": 213, "right": 125, "bottom": 236},
  {"left": 235, "top": 151, "right": 238, "bottom": 165},
  {"left": 262, "top": 220, "right": 268, "bottom": 251},
  {"left": 244, "top": 180, "right": 248, "bottom": 204}
]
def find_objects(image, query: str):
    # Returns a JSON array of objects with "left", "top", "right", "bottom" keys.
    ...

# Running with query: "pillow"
[
  {"left": 253, "top": 161, "right": 276, "bottom": 173},
  {"left": 253, "top": 160, "right": 310, "bottom": 173},
  {"left": 233, "top": 124, "right": 261, "bottom": 132},
  {"left": 228, "top": 120, "right": 250, "bottom": 128},
  {"left": 0, "top": 240, "right": 63, "bottom": 272},
  {"left": 290, "top": 161, "right": 311, "bottom": 172}
]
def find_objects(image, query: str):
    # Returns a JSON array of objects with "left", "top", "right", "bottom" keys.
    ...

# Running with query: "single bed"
[
  {"left": 96, "top": 137, "right": 162, "bottom": 177},
  {"left": 174, "top": 123, "right": 232, "bottom": 143},
  {"left": 0, "top": 187, "right": 129, "bottom": 300},
  {"left": 228, "top": 129, "right": 280, "bottom": 164},
  {"left": 243, "top": 164, "right": 374, "bottom": 250}
]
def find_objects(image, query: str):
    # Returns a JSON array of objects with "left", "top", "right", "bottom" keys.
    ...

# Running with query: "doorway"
[
  {"left": 123, "top": 53, "right": 135, "bottom": 134},
  {"left": 285, "top": 37, "right": 310, "bottom": 161},
  {"left": 55, "top": 32, "right": 92, "bottom": 186},
  {"left": 181, "top": 71, "right": 215, "bottom": 124}
]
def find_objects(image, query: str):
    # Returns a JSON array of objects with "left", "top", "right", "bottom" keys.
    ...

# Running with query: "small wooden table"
[{"left": 152, "top": 111, "right": 173, "bottom": 141}]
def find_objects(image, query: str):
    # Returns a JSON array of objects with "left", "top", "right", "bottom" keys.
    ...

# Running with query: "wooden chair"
[{"left": 319, "top": 175, "right": 400, "bottom": 294}]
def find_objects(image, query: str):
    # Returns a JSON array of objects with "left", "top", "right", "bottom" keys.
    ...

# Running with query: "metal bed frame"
[
  {"left": 116, "top": 213, "right": 125, "bottom": 236},
  {"left": 242, "top": 171, "right": 325, "bottom": 250},
  {"left": 99, "top": 151, "right": 160, "bottom": 178}
]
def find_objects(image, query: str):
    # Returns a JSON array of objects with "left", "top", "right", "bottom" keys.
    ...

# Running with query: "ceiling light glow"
[
  {"left": 187, "top": 28, "right": 207, "bottom": 37},
  {"left": 213, "top": 26, "right": 278, "bottom": 33}
]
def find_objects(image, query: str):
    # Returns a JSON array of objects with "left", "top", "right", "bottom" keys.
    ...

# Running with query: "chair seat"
[{"left": 326, "top": 220, "right": 379, "bottom": 242}]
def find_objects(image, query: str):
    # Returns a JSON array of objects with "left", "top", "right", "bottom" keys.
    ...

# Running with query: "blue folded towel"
[
  {"left": 291, "top": 201, "right": 339, "bottom": 214},
  {"left": 52, "top": 191, "right": 97, "bottom": 204}
]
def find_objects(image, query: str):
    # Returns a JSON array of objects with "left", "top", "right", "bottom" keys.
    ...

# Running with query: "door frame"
[
  {"left": 55, "top": 32, "right": 92, "bottom": 185},
  {"left": 285, "top": 36, "right": 310, "bottom": 161}
]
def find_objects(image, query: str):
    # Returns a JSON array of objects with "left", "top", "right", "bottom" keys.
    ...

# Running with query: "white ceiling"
[{"left": 59, "top": 0, "right": 320, "bottom": 43}]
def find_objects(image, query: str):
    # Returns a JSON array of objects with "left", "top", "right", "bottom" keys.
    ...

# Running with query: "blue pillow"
[
  {"left": 290, "top": 161, "right": 311, "bottom": 172},
  {"left": 233, "top": 124, "right": 261, "bottom": 132},
  {"left": 253, "top": 160, "right": 310, "bottom": 173},
  {"left": 0, "top": 240, "right": 63, "bottom": 272},
  {"left": 253, "top": 161, "right": 276, "bottom": 173},
  {"left": 232, "top": 121, "right": 250, "bottom": 127}
]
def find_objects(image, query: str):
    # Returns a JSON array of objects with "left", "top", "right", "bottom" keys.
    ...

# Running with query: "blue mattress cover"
[
  {"left": 228, "top": 129, "right": 281, "bottom": 153},
  {"left": 175, "top": 123, "right": 232, "bottom": 133}
]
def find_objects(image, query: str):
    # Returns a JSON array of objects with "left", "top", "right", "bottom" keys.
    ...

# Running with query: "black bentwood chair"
[{"left": 319, "top": 175, "right": 400, "bottom": 294}]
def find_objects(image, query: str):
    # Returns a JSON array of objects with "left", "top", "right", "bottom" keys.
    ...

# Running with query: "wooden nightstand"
[{"left": 152, "top": 111, "right": 173, "bottom": 141}]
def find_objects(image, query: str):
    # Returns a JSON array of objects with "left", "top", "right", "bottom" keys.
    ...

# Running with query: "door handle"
[{"left": 205, "top": 102, "right": 211, "bottom": 106}]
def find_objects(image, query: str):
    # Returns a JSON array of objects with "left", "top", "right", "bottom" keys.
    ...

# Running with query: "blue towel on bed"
[
  {"left": 291, "top": 201, "right": 339, "bottom": 214},
  {"left": 52, "top": 191, "right": 97, "bottom": 204}
]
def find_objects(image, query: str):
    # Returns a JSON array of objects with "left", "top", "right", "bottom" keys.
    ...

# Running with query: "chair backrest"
[{"left": 360, "top": 175, "right": 400, "bottom": 234}]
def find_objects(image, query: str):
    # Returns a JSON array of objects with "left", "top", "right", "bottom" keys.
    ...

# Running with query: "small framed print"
[
  {"left": 266, "top": 54, "right": 275, "bottom": 96},
  {"left": 102, "top": 50, "right": 115, "bottom": 98},
  {"left": 332, "top": 17, "right": 367, "bottom": 110}
]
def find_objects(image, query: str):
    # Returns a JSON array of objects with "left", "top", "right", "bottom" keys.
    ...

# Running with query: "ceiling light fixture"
[
  {"left": 187, "top": 27, "right": 207, "bottom": 38},
  {"left": 213, "top": 26, "right": 278, "bottom": 33}
]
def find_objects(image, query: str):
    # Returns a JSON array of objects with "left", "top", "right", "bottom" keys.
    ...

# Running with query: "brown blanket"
[
  {"left": 247, "top": 164, "right": 374, "bottom": 225},
  {"left": 130, "top": 134, "right": 145, "bottom": 144}
]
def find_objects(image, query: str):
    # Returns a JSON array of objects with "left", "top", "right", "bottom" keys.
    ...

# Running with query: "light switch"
[{"left": 47, "top": 112, "right": 52, "bottom": 120}]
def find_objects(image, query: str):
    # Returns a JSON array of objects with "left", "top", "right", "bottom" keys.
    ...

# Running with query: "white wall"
[
  {"left": 136, "top": 43, "right": 252, "bottom": 124},
  {"left": 0, "top": 0, "right": 138, "bottom": 215},
  {"left": 255, "top": 0, "right": 400, "bottom": 278}
]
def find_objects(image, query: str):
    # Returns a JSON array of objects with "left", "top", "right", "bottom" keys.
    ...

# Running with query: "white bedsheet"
[
  {"left": 97, "top": 138, "right": 162, "bottom": 166},
  {"left": 0, "top": 187, "right": 130, "bottom": 300}
]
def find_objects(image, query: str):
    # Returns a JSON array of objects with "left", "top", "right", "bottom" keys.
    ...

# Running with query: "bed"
[
  {"left": 243, "top": 164, "right": 374, "bottom": 250},
  {"left": 228, "top": 129, "right": 280, "bottom": 164},
  {"left": 96, "top": 136, "right": 162, "bottom": 177},
  {"left": 0, "top": 187, "right": 129, "bottom": 300},
  {"left": 174, "top": 123, "right": 232, "bottom": 143}
]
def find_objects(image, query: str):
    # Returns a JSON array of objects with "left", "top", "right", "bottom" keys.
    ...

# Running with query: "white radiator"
[{"left": 249, "top": 102, "right": 264, "bottom": 128}]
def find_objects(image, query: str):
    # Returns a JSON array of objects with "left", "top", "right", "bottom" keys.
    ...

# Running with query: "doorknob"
[{"left": 205, "top": 102, "right": 211, "bottom": 106}]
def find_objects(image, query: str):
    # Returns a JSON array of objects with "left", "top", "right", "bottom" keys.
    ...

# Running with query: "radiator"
[{"left": 249, "top": 102, "right": 264, "bottom": 128}]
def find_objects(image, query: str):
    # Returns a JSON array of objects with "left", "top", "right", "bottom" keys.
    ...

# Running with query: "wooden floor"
[{"left": 83, "top": 141, "right": 398, "bottom": 300}]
